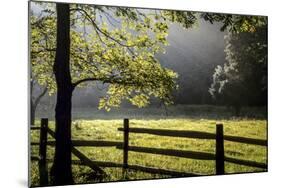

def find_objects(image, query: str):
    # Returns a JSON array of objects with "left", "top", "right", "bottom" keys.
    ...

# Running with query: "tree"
[
  {"left": 31, "top": 2, "right": 268, "bottom": 184},
  {"left": 209, "top": 22, "right": 267, "bottom": 115},
  {"left": 49, "top": 3, "right": 198, "bottom": 185},
  {"left": 30, "top": 8, "right": 56, "bottom": 125}
]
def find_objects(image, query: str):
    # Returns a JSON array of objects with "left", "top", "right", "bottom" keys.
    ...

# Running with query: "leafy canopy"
[
  {"left": 31, "top": 2, "right": 199, "bottom": 110},
  {"left": 31, "top": 2, "right": 267, "bottom": 110}
]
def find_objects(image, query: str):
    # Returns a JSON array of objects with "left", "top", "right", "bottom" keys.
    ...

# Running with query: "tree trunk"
[
  {"left": 50, "top": 3, "right": 74, "bottom": 185},
  {"left": 31, "top": 102, "right": 35, "bottom": 125},
  {"left": 31, "top": 87, "right": 47, "bottom": 126}
]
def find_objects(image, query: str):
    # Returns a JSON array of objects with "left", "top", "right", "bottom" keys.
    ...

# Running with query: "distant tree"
[{"left": 209, "top": 23, "right": 267, "bottom": 115}]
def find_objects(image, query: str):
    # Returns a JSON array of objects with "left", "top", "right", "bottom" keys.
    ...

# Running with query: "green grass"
[{"left": 30, "top": 118, "right": 267, "bottom": 186}]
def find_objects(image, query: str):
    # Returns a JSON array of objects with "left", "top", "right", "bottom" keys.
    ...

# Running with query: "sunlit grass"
[{"left": 30, "top": 118, "right": 267, "bottom": 186}]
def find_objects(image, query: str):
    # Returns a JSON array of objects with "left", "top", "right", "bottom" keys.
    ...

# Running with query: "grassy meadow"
[{"left": 30, "top": 106, "right": 267, "bottom": 186}]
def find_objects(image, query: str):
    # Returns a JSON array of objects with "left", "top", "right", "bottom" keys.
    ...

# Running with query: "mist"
[{"left": 34, "top": 17, "right": 229, "bottom": 119}]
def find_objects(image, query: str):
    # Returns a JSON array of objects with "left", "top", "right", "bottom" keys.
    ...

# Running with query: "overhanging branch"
[
  {"left": 70, "top": 8, "right": 136, "bottom": 55},
  {"left": 72, "top": 78, "right": 99, "bottom": 88},
  {"left": 72, "top": 76, "right": 141, "bottom": 89}
]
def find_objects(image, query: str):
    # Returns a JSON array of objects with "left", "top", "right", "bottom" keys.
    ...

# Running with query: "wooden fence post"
[
  {"left": 123, "top": 118, "right": 129, "bottom": 172},
  {"left": 216, "top": 123, "right": 225, "bottom": 175},
  {"left": 39, "top": 118, "right": 48, "bottom": 185}
]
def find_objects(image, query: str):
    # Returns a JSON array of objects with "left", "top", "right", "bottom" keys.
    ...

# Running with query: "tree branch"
[
  {"left": 33, "top": 86, "right": 48, "bottom": 109},
  {"left": 70, "top": 8, "right": 136, "bottom": 55},
  {"left": 72, "top": 78, "right": 99, "bottom": 88},
  {"left": 72, "top": 76, "right": 142, "bottom": 89}
]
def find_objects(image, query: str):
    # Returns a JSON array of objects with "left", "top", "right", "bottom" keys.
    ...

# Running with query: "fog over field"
[{"left": 34, "top": 16, "right": 226, "bottom": 115}]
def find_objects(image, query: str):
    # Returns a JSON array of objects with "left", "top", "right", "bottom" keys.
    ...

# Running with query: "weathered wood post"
[
  {"left": 216, "top": 123, "right": 225, "bottom": 175},
  {"left": 123, "top": 118, "right": 129, "bottom": 175},
  {"left": 39, "top": 118, "right": 48, "bottom": 185}
]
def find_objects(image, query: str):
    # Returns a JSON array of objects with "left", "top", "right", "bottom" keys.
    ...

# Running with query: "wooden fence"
[{"left": 31, "top": 118, "right": 267, "bottom": 185}]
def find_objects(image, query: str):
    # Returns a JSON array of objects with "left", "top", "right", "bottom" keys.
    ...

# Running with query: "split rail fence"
[{"left": 31, "top": 118, "right": 267, "bottom": 186}]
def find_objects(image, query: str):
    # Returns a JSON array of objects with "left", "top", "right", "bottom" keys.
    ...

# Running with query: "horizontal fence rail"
[
  {"left": 223, "top": 135, "right": 267, "bottom": 146},
  {"left": 117, "top": 128, "right": 267, "bottom": 146},
  {"left": 31, "top": 140, "right": 122, "bottom": 147},
  {"left": 118, "top": 127, "right": 216, "bottom": 139},
  {"left": 224, "top": 157, "right": 267, "bottom": 169},
  {"left": 31, "top": 156, "right": 122, "bottom": 168},
  {"left": 30, "top": 126, "right": 41, "bottom": 130},
  {"left": 127, "top": 164, "right": 199, "bottom": 177},
  {"left": 116, "top": 145, "right": 216, "bottom": 160}
]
